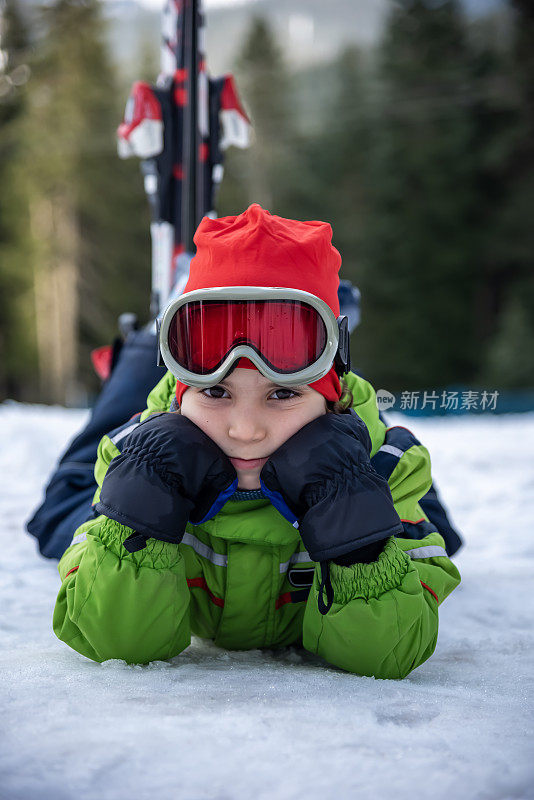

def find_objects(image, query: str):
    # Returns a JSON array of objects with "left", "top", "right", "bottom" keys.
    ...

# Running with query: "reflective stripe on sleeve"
[
  {"left": 110, "top": 421, "right": 141, "bottom": 446},
  {"left": 404, "top": 545, "right": 448, "bottom": 559},
  {"left": 181, "top": 532, "right": 228, "bottom": 567},
  {"left": 279, "top": 549, "right": 312, "bottom": 573},
  {"left": 70, "top": 531, "right": 87, "bottom": 547},
  {"left": 378, "top": 444, "right": 405, "bottom": 458}
]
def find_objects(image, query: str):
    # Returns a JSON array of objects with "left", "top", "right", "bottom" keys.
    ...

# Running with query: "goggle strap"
[
  {"left": 334, "top": 316, "right": 351, "bottom": 378},
  {"left": 156, "top": 317, "right": 165, "bottom": 368}
]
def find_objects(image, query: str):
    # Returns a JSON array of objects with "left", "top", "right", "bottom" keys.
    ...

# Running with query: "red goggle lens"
[{"left": 167, "top": 300, "right": 327, "bottom": 375}]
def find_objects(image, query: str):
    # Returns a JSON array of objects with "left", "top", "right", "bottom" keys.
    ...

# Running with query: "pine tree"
[
  {"left": 355, "top": 0, "right": 481, "bottom": 391},
  {"left": 480, "top": 0, "right": 534, "bottom": 389},
  {"left": 217, "top": 16, "right": 302, "bottom": 219},
  {"left": 18, "top": 0, "right": 150, "bottom": 403},
  {"left": 0, "top": 0, "right": 34, "bottom": 400},
  {"left": 308, "top": 46, "right": 372, "bottom": 296},
  {"left": 484, "top": 287, "right": 534, "bottom": 388}
]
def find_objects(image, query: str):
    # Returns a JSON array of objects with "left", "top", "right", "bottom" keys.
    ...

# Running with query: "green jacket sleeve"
[
  {"left": 53, "top": 399, "right": 191, "bottom": 664},
  {"left": 53, "top": 516, "right": 191, "bottom": 663},
  {"left": 302, "top": 377, "right": 461, "bottom": 679},
  {"left": 302, "top": 533, "right": 460, "bottom": 679}
]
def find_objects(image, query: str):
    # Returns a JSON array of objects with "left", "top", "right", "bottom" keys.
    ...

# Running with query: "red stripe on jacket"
[
  {"left": 420, "top": 581, "right": 439, "bottom": 603},
  {"left": 65, "top": 566, "right": 79, "bottom": 578},
  {"left": 187, "top": 577, "right": 224, "bottom": 608},
  {"left": 275, "top": 591, "right": 292, "bottom": 610}
]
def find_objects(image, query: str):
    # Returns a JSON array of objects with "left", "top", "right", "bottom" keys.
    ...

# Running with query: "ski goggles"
[{"left": 158, "top": 286, "right": 350, "bottom": 387}]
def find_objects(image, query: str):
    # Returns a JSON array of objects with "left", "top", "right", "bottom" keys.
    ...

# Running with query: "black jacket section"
[
  {"left": 371, "top": 426, "right": 422, "bottom": 480},
  {"left": 418, "top": 485, "right": 462, "bottom": 555}
]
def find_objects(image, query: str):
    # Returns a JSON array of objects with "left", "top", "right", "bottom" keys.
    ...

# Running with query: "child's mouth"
[{"left": 229, "top": 457, "right": 269, "bottom": 470}]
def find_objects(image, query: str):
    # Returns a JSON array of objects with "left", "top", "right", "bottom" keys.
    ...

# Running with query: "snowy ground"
[{"left": 0, "top": 402, "right": 533, "bottom": 800}]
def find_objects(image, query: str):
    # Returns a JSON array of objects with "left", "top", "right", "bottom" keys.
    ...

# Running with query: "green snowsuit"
[{"left": 53, "top": 371, "right": 461, "bottom": 678}]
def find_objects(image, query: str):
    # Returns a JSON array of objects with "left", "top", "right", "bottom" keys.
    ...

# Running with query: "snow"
[{"left": 0, "top": 402, "right": 533, "bottom": 800}]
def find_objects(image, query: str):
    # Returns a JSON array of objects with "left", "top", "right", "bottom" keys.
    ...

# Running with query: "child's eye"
[
  {"left": 202, "top": 386, "right": 229, "bottom": 399},
  {"left": 270, "top": 388, "right": 301, "bottom": 401},
  {"left": 201, "top": 386, "right": 301, "bottom": 401}
]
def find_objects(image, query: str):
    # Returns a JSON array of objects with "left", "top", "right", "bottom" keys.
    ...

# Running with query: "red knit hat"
[{"left": 175, "top": 203, "right": 342, "bottom": 404}]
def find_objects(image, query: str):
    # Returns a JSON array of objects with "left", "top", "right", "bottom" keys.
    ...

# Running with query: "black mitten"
[
  {"left": 96, "top": 413, "right": 237, "bottom": 552},
  {"left": 260, "top": 411, "right": 403, "bottom": 613}
]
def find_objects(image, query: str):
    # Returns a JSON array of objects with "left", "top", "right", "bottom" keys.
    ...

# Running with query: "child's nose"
[{"left": 227, "top": 410, "right": 266, "bottom": 443}]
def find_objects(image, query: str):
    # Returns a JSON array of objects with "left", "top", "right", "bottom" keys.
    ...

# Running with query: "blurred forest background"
[{"left": 0, "top": 0, "right": 532, "bottom": 405}]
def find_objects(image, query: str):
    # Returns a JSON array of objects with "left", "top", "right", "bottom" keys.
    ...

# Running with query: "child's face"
[{"left": 180, "top": 367, "right": 327, "bottom": 489}]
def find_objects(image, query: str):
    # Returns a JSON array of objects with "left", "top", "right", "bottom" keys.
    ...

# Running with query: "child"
[{"left": 53, "top": 203, "right": 461, "bottom": 678}]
